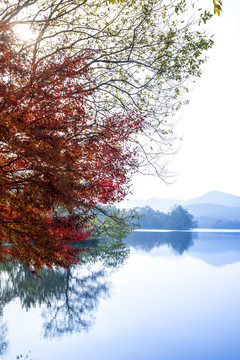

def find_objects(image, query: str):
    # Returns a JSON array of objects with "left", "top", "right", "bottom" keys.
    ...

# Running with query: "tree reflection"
[
  {"left": 125, "top": 230, "right": 197, "bottom": 254},
  {"left": 0, "top": 240, "right": 129, "bottom": 339},
  {"left": 0, "top": 231, "right": 195, "bottom": 344},
  {"left": 0, "top": 309, "right": 8, "bottom": 357},
  {"left": 42, "top": 266, "right": 109, "bottom": 338}
]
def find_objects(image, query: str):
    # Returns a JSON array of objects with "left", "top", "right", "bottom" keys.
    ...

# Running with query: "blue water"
[{"left": 1, "top": 230, "right": 240, "bottom": 360}]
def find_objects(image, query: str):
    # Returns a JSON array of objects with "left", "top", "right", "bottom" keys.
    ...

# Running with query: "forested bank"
[{"left": 129, "top": 205, "right": 197, "bottom": 230}]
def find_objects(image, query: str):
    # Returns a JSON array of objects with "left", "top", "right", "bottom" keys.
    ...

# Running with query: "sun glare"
[{"left": 14, "top": 23, "right": 34, "bottom": 42}]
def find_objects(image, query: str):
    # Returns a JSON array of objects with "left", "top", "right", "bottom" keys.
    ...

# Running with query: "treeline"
[{"left": 131, "top": 205, "right": 197, "bottom": 230}]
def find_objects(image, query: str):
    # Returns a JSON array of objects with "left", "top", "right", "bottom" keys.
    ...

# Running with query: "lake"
[{"left": 1, "top": 230, "right": 240, "bottom": 360}]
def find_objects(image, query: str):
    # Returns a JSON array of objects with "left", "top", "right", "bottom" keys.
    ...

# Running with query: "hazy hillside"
[
  {"left": 185, "top": 191, "right": 240, "bottom": 207},
  {"left": 186, "top": 203, "right": 240, "bottom": 220},
  {"left": 119, "top": 197, "right": 180, "bottom": 212}
]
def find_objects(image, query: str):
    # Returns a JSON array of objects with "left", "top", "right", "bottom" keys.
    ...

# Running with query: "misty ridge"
[{"left": 120, "top": 191, "right": 240, "bottom": 229}]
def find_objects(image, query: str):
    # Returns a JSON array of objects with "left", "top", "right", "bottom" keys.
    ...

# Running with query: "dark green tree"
[
  {"left": 131, "top": 205, "right": 196, "bottom": 230},
  {"left": 167, "top": 205, "right": 197, "bottom": 230}
]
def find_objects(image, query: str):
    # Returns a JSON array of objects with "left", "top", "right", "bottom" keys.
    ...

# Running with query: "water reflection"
[
  {"left": 0, "top": 309, "right": 8, "bottom": 356},
  {"left": 125, "top": 230, "right": 197, "bottom": 254},
  {"left": 1, "top": 231, "right": 240, "bottom": 360},
  {"left": 42, "top": 267, "right": 110, "bottom": 338},
  {"left": 0, "top": 239, "right": 129, "bottom": 342}
]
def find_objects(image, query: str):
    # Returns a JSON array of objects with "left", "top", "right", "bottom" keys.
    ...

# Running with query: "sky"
[{"left": 127, "top": 0, "right": 240, "bottom": 201}]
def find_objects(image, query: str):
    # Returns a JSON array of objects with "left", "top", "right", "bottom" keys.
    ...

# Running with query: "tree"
[
  {"left": 0, "top": 0, "right": 216, "bottom": 273},
  {"left": 1, "top": 0, "right": 215, "bottom": 175},
  {"left": 130, "top": 205, "right": 196, "bottom": 229},
  {"left": 88, "top": 205, "right": 140, "bottom": 241},
  {"left": 213, "top": 0, "right": 223, "bottom": 16},
  {"left": 0, "top": 23, "right": 142, "bottom": 273},
  {"left": 167, "top": 205, "right": 197, "bottom": 230},
  {"left": 133, "top": 206, "right": 167, "bottom": 229}
]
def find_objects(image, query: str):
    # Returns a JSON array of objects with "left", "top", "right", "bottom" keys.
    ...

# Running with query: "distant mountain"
[
  {"left": 185, "top": 190, "right": 240, "bottom": 207},
  {"left": 185, "top": 192, "right": 240, "bottom": 226},
  {"left": 119, "top": 190, "right": 240, "bottom": 211}
]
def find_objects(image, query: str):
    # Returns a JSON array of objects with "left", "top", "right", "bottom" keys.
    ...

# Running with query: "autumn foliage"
[{"left": 0, "top": 23, "right": 143, "bottom": 273}]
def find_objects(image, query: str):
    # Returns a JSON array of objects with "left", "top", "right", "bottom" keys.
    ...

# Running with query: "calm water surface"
[{"left": 1, "top": 230, "right": 240, "bottom": 360}]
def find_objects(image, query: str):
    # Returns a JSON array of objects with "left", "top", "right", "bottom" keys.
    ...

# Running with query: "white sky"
[{"left": 128, "top": 0, "right": 240, "bottom": 201}]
